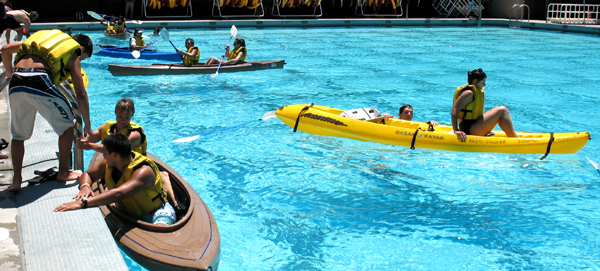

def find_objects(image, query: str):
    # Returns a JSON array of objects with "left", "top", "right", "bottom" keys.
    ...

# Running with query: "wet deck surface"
[{"left": 0, "top": 70, "right": 127, "bottom": 270}]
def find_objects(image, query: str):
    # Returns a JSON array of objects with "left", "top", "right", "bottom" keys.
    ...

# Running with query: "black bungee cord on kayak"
[
  {"left": 540, "top": 132, "right": 554, "bottom": 160},
  {"left": 293, "top": 103, "right": 314, "bottom": 132}
]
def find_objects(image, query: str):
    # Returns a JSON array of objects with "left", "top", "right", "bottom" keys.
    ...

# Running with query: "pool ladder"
[{"left": 509, "top": 4, "right": 530, "bottom": 28}]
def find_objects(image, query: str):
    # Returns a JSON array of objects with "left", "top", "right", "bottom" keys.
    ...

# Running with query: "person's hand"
[
  {"left": 382, "top": 113, "right": 393, "bottom": 119},
  {"left": 428, "top": 120, "right": 438, "bottom": 126},
  {"left": 74, "top": 185, "right": 94, "bottom": 200},
  {"left": 225, "top": 44, "right": 230, "bottom": 50},
  {"left": 453, "top": 130, "right": 467, "bottom": 142},
  {"left": 75, "top": 137, "right": 93, "bottom": 150},
  {"left": 176, "top": 49, "right": 182, "bottom": 53},
  {"left": 84, "top": 126, "right": 93, "bottom": 138},
  {"left": 54, "top": 200, "right": 85, "bottom": 212}
]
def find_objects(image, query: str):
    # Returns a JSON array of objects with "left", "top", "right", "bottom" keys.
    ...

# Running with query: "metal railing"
[
  {"left": 509, "top": 4, "right": 530, "bottom": 28},
  {"left": 547, "top": 3, "right": 599, "bottom": 25},
  {"left": 432, "top": 0, "right": 482, "bottom": 18}
]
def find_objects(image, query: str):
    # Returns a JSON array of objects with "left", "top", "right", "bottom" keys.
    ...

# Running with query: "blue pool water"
[{"left": 81, "top": 26, "right": 600, "bottom": 270}]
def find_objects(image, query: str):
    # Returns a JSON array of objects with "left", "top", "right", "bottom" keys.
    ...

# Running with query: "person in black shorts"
[{"left": 451, "top": 68, "right": 518, "bottom": 142}]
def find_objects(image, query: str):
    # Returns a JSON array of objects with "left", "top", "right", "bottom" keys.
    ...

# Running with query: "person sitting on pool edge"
[
  {"left": 381, "top": 104, "right": 438, "bottom": 126},
  {"left": 451, "top": 68, "right": 518, "bottom": 142},
  {"left": 204, "top": 38, "right": 246, "bottom": 66},
  {"left": 54, "top": 133, "right": 178, "bottom": 226},
  {"left": 177, "top": 38, "right": 200, "bottom": 66},
  {"left": 129, "top": 28, "right": 147, "bottom": 51}
]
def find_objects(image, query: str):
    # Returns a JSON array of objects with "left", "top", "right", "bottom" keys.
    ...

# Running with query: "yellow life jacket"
[
  {"left": 133, "top": 36, "right": 144, "bottom": 46},
  {"left": 101, "top": 121, "right": 147, "bottom": 155},
  {"left": 66, "top": 67, "right": 89, "bottom": 88},
  {"left": 228, "top": 46, "right": 246, "bottom": 62},
  {"left": 453, "top": 84, "right": 485, "bottom": 121},
  {"left": 15, "top": 29, "right": 82, "bottom": 85},
  {"left": 106, "top": 22, "right": 113, "bottom": 31},
  {"left": 115, "top": 22, "right": 126, "bottom": 33},
  {"left": 182, "top": 46, "right": 200, "bottom": 66},
  {"left": 105, "top": 152, "right": 166, "bottom": 219}
]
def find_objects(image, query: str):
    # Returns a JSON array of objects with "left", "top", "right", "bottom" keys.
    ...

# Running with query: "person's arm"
[
  {"left": 71, "top": 159, "right": 106, "bottom": 199},
  {"left": 129, "top": 38, "right": 146, "bottom": 50},
  {"left": 223, "top": 50, "right": 243, "bottom": 65},
  {"left": 54, "top": 165, "right": 156, "bottom": 212},
  {"left": 66, "top": 54, "right": 92, "bottom": 137},
  {"left": 75, "top": 124, "right": 105, "bottom": 152},
  {"left": 451, "top": 90, "right": 473, "bottom": 142},
  {"left": 128, "top": 130, "right": 142, "bottom": 148},
  {"left": 176, "top": 48, "right": 197, "bottom": 57},
  {"left": 381, "top": 112, "right": 394, "bottom": 119},
  {"left": 1, "top": 41, "right": 22, "bottom": 78},
  {"left": 22, "top": 17, "right": 30, "bottom": 38}
]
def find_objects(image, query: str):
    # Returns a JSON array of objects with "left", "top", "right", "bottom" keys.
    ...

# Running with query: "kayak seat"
[{"left": 340, "top": 108, "right": 381, "bottom": 121}]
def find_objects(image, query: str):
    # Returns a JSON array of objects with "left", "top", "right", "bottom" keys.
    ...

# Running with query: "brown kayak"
[
  {"left": 108, "top": 60, "right": 286, "bottom": 76},
  {"left": 104, "top": 29, "right": 130, "bottom": 40},
  {"left": 90, "top": 152, "right": 220, "bottom": 271}
]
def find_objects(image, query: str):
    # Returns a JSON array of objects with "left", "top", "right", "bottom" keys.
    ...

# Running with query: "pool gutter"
[{"left": 30, "top": 18, "right": 600, "bottom": 35}]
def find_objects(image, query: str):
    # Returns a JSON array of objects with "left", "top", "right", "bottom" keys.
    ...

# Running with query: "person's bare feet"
[
  {"left": 56, "top": 170, "right": 81, "bottom": 182},
  {"left": 7, "top": 176, "right": 21, "bottom": 192}
]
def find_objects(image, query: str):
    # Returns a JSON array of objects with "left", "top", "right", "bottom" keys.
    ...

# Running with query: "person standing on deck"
[
  {"left": 1, "top": 29, "right": 94, "bottom": 192},
  {"left": 3, "top": 9, "right": 38, "bottom": 44}
]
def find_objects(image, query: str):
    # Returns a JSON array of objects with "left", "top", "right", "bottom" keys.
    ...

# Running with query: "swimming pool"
[{"left": 82, "top": 26, "right": 600, "bottom": 270}]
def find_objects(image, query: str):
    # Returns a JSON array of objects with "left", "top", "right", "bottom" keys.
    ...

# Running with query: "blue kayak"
[{"left": 97, "top": 45, "right": 181, "bottom": 62}]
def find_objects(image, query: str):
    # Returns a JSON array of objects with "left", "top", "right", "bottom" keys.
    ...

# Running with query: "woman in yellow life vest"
[
  {"left": 204, "top": 38, "right": 247, "bottom": 66},
  {"left": 114, "top": 16, "right": 127, "bottom": 34},
  {"left": 55, "top": 133, "right": 177, "bottom": 226},
  {"left": 451, "top": 68, "right": 518, "bottom": 142},
  {"left": 76, "top": 98, "right": 147, "bottom": 155},
  {"left": 176, "top": 38, "right": 200, "bottom": 66},
  {"left": 102, "top": 15, "right": 117, "bottom": 34}
]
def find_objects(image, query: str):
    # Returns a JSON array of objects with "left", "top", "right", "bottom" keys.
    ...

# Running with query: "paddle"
[
  {"left": 173, "top": 111, "right": 276, "bottom": 143},
  {"left": 97, "top": 13, "right": 142, "bottom": 24},
  {"left": 212, "top": 25, "right": 238, "bottom": 78},
  {"left": 87, "top": 11, "right": 133, "bottom": 33},
  {"left": 159, "top": 27, "right": 183, "bottom": 57},
  {"left": 587, "top": 156, "right": 600, "bottom": 176},
  {"left": 132, "top": 34, "right": 162, "bottom": 59}
]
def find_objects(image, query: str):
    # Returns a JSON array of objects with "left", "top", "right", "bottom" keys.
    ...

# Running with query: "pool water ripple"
[{"left": 80, "top": 26, "right": 600, "bottom": 270}]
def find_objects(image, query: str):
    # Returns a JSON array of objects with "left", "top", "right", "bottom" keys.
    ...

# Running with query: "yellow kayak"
[{"left": 275, "top": 104, "right": 590, "bottom": 156}]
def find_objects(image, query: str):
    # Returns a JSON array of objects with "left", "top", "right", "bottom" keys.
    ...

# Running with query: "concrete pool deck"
[{"left": 1, "top": 18, "right": 599, "bottom": 270}]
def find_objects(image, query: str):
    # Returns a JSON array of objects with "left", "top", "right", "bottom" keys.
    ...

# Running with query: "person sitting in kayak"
[
  {"left": 451, "top": 68, "right": 518, "bottom": 142},
  {"left": 177, "top": 38, "right": 200, "bottom": 66},
  {"left": 129, "top": 28, "right": 147, "bottom": 51},
  {"left": 114, "top": 16, "right": 127, "bottom": 34},
  {"left": 101, "top": 15, "right": 117, "bottom": 34},
  {"left": 381, "top": 104, "right": 438, "bottom": 126},
  {"left": 204, "top": 38, "right": 246, "bottom": 66},
  {"left": 55, "top": 133, "right": 178, "bottom": 226},
  {"left": 75, "top": 98, "right": 178, "bottom": 207}
]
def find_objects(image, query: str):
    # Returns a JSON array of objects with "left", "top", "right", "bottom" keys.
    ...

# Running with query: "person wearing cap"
[
  {"left": 1, "top": 29, "right": 94, "bottom": 192},
  {"left": 129, "top": 28, "right": 147, "bottom": 51}
]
